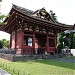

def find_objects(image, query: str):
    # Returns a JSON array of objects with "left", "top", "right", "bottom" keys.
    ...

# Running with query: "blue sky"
[{"left": 0, "top": 0, "right": 75, "bottom": 40}]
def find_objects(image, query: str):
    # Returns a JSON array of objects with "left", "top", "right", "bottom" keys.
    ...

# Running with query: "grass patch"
[
  {"left": 0, "top": 58, "right": 75, "bottom": 75},
  {"left": 64, "top": 56, "right": 75, "bottom": 59}
]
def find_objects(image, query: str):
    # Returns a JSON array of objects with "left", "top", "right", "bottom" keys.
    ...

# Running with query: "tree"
[
  {"left": 0, "top": 14, "right": 7, "bottom": 24},
  {"left": 0, "top": 0, "right": 2, "bottom": 2},
  {"left": 0, "top": 39, "right": 10, "bottom": 48},
  {"left": 57, "top": 32, "right": 64, "bottom": 53},
  {"left": 72, "top": 33, "right": 75, "bottom": 49},
  {"left": 0, "top": 40, "right": 3, "bottom": 48},
  {"left": 49, "top": 10, "right": 58, "bottom": 22},
  {"left": 68, "top": 33, "right": 75, "bottom": 49},
  {"left": 57, "top": 32, "right": 71, "bottom": 53},
  {"left": 57, "top": 31, "right": 75, "bottom": 51}
]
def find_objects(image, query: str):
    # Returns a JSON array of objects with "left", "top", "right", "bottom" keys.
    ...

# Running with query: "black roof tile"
[{"left": 12, "top": 4, "right": 34, "bottom": 15}]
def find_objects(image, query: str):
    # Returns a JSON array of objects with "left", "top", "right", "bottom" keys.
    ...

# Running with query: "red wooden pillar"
[
  {"left": 22, "top": 31, "right": 24, "bottom": 47},
  {"left": 54, "top": 33, "right": 57, "bottom": 53},
  {"left": 54, "top": 34, "right": 57, "bottom": 48},
  {"left": 46, "top": 33, "right": 49, "bottom": 52},
  {"left": 22, "top": 31, "right": 24, "bottom": 54},
  {"left": 15, "top": 27, "right": 17, "bottom": 49},
  {"left": 33, "top": 32, "right": 35, "bottom": 54},
  {"left": 10, "top": 34, "right": 12, "bottom": 48}
]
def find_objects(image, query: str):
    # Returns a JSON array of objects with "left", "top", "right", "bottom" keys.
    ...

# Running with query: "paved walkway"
[
  {"left": 0, "top": 68, "right": 11, "bottom": 75},
  {"left": 52, "top": 58, "right": 75, "bottom": 63}
]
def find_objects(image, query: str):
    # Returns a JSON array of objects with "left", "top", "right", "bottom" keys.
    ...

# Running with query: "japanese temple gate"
[{"left": 0, "top": 4, "right": 73, "bottom": 55}]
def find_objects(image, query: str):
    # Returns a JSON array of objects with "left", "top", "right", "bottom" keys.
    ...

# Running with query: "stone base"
[{"left": 0, "top": 54, "right": 58, "bottom": 62}]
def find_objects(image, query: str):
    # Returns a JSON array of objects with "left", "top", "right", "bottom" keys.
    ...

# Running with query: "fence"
[
  {"left": 0, "top": 48, "right": 57, "bottom": 61},
  {"left": 0, "top": 47, "right": 45, "bottom": 55},
  {"left": 0, "top": 62, "right": 30, "bottom": 75}
]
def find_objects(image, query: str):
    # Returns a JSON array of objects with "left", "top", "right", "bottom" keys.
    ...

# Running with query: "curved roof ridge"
[{"left": 12, "top": 4, "right": 34, "bottom": 15}]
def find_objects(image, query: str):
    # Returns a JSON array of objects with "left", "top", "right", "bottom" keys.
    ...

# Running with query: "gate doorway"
[{"left": 35, "top": 34, "right": 46, "bottom": 54}]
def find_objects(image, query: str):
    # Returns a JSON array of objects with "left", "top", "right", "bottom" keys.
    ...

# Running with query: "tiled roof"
[
  {"left": 0, "top": 4, "right": 73, "bottom": 32},
  {"left": 12, "top": 4, "right": 34, "bottom": 15},
  {"left": 12, "top": 4, "right": 55, "bottom": 22}
]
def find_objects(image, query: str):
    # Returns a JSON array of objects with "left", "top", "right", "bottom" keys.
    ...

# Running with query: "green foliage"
[
  {"left": 57, "top": 32, "right": 70, "bottom": 52},
  {"left": 70, "top": 33, "right": 75, "bottom": 49},
  {"left": 0, "top": 39, "right": 10, "bottom": 48},
  {"left": 0, "top": 0, "right": 2, "bottom": 2},
  {"left": 0, "top": 14, "right": 7, "bottom": 24},
  {"left": 49, "top": 10, "right": 58, "bottom": 22},
  {"left": 0, "top": 40, "right": 3, "bottom": 48},
  {"left": 57, "top": 32, "right": 75, "bottom": 50},
  {"left": 57, "top": 32, "right": 64, "bottom": 49}
]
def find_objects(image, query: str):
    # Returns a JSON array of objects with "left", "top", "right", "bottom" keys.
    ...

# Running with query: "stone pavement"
[
  {"left": 51, "top": 58, "right": 75, "bottom": 63},
  {"left": 0, "top": 68, "right": 11, "bottom": 75}
]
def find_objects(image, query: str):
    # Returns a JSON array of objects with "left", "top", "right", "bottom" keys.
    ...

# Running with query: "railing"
[
  {"left": 21, "top": 48, "right": 35, "bottom": 55},
  {"left": 0, "top": 47, "right": 45, "bottom": 55},
  {"left": 62, "top": 49, "right": 71, "bottom": 54},
  {"left": 0, "top": 48, "right": 16, "bottom": 54},
  {"left": 16, "top": 47, "right": 45, "bottom": 55}
]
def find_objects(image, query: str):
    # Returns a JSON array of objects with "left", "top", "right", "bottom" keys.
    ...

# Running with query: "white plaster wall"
[{"left": 71, "top": 49, "right": 75, "bottom": 56}]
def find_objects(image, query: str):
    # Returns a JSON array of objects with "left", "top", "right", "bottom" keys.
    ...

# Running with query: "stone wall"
[
  {"left": 0, "top": 54, "right": 58, "bottom": 62},
  {"left": 0, "top": 53, "right": 14, "bottom": 61}
]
